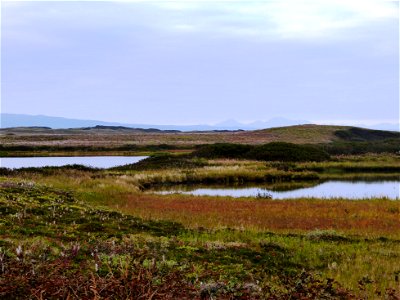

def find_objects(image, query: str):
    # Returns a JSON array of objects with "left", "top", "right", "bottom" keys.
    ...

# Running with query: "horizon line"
[{"left": 1, "top": 112, "right": 399, "bottom": 127}]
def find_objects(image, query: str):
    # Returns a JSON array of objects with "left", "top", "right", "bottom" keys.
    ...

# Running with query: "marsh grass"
[
  {"left": 0, "top": 181, "right": 360, "bottom": 299},
  {"left": 1, "top": 153, "right": 400, "bottom": 298},
  {"left": 104, "top": 193, "right": 400, "bottom": 237},
  {"left": 1, "top": 181, "right": 399, "bottom": 298}
]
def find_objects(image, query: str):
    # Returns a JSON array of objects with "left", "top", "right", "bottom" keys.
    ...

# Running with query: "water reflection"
[{"left": 153, "top": 181, "right": 400, "bottom": 200}]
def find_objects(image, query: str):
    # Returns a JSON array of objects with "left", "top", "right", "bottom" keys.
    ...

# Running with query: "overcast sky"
[{"left": 2, "top": 0, "right": 399, "bottom": 125}]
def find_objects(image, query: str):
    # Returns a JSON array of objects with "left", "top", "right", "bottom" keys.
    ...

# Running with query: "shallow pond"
[
  {"left": 0, "top": 156, "right": 148, "bottom": 169},
  {"left": 154, "top": 180, "right": 400, "bottom": 200}
]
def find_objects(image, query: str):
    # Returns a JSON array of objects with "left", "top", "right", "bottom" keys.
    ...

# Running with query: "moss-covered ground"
[{"left": 0, "top": 154, "right": 399, "bottom": 299}]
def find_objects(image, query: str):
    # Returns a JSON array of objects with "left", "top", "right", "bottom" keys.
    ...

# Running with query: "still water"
[
  {"left": 155, "top": 180, "right": 400, "bottom": 200},
  {"left": 0, "top": 156, "right": 148, "bottom": 169}
]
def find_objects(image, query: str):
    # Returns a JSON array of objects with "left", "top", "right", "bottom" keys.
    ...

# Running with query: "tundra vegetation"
[{"left": 0, "top": 125, "right": 399, "bottom": 299}]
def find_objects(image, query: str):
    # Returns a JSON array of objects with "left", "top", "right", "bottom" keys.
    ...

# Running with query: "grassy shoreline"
[
  {"left": 1, "top": 153, "right": 399, "bottom": 298},
  {"left": 0, "top": 149, "right": 190, "bottom": 157},
  {"left": 1, "top": 180, "right": 399, "bottom": 298}
]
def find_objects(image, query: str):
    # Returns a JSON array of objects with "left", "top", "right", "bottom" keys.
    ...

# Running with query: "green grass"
[
  {"left": 0, "top": 153, "right": 399, "bottom": 298},
  {"left": 258, "top": 124, "right": 348, "bottom": 143},
  {"left": 1, "top": 180, "right": 399, "bottom": 298}
]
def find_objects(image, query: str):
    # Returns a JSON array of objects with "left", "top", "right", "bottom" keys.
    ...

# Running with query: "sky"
[{"left": 1, "top": 0, "right": 399, "bottom": 126}]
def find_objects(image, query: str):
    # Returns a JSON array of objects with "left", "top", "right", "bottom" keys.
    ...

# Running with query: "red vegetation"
[{"left": 117, "top": 194, "right": 400, "bottom": 236}]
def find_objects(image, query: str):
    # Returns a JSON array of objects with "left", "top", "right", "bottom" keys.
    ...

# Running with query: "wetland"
[
  {"left": 1, "top": 125, "right": 399, "bottom": 299},
  {"left": 0, "top": 155, "right": 148, "bottom": 169},
  {"left": 153, "top": 180, "right": 400, "bottom": 200}
]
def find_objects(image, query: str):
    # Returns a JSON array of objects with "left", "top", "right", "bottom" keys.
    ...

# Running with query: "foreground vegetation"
[
  {"left": 112, "top": 152, "right": 400, "bottom": 183},
  {"left": 1, "top": 123, "right": 399, "bottom": 299},
  {"left": 0, "top": 150, "right": 399, "bottom": 298},
  {"left": 1, "top": 180, "right": 399, "bottom": 299}
]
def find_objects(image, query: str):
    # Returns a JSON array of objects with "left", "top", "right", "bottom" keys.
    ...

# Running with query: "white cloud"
[
  {"left": 2, "top": 1, "right": 397, "bottom": 124},
  {"left": 3, "top": 0, "right": 398, "bottom": 40},
  {"left": 153, "top": 0, "right": 399, "bottom": 39},
  {"left": 313, "top": 119, "right": 400, "bottom": 126}
]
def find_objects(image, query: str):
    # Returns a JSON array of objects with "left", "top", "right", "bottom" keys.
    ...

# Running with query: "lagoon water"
[
  {"left": 0, "top": 156, "right": 148, "bottom": 169},
  {"left": 2, "top": 157, "right": 399, "bottom": 199},
  {"left": 156, "top": 180, "right": 400, "bottom": 200}
]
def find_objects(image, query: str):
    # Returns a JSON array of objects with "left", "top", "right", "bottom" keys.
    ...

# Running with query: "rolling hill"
[{"left": 1, "top": 124, "right": 399, "bottom": 149}]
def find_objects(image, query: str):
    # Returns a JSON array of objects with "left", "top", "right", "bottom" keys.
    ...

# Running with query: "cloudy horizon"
[{"left": 2, "top": 0, "right": 399, "bottom": 126}]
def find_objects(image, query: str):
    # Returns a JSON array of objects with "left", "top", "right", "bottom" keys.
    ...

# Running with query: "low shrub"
[
  {"left": 247, "top": 142, "right": 330, "bottom": 162},
  {"left": 113, "top": 154, "right": 207, "bottom": 171},
  {"left": 192, "top": 142, "right": 330, "bottom": 162},
  {"left": 335, "top": 127, "right": 400, "bottom": 142},
  {"left": 322, "top": 139, "right": 400, "bottom": 155},
  {"left": 191, "top": 143, "right": 253, "bottom": 159}
]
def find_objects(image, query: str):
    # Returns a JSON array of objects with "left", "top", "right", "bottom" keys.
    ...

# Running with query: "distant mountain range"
[
  {"left": 1, "top": 113, "right": 399, "bottom": 132},
  {"left": 0, "top": 113, "right": 310, "bottom": 131}
]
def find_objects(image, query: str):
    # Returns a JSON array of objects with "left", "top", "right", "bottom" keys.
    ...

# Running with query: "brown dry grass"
[
  {"left": 111, "top": 193, "right": 400, "bottom": 237},
  {"left": 0, "top": 124, "right": 345, "bottom": 147}
]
